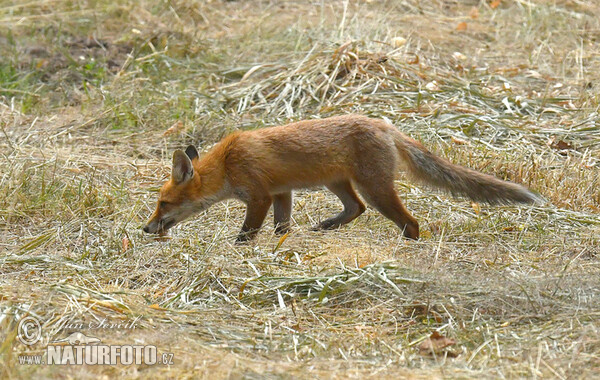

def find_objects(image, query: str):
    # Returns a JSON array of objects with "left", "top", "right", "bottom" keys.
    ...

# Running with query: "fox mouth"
[{"left": 159, "top": 218, "right": 176, "bottom": 233}]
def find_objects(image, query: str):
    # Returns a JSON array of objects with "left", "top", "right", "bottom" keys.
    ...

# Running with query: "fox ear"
[
  {"left": 172, "top": 150, "right": 194, "bottom": 183},
  {"left": 185, "top": 145, "right": 199, "bottom": 161}
]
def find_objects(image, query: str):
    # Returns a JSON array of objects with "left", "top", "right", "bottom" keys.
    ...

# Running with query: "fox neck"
[{"left": 193, "top": 155, "right": 232, "bottom": 208}]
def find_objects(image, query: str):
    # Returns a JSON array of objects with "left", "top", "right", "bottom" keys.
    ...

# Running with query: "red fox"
[{"left": 143, "top": 115, "right": 540, "bottom": 241}]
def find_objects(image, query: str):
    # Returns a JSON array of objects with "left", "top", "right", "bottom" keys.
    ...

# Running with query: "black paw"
[
  {"left": 235, "top": 234, "right": 251, "bottom": 244},
  {"left": 311, "top": 221, "right": 335, "bottom": 231},
  {"left": 274, "top": 224, "right": 291, "bottom": 235},
  {"left": 236, "top": 229, "right": 259, "bottom": 243}
]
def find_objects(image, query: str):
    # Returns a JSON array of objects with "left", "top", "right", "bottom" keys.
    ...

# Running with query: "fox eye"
[{"left": 158, "top": 201, "right": 169, "bottom": 209}]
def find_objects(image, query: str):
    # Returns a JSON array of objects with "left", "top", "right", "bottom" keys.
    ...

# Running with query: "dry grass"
[{"left": 1, "top": 0, "right": 599, "bottom": 378}]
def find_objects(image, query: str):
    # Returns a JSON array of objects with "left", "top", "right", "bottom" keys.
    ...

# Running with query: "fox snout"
[
  {"left": 142, "top": 223, "right": 156, "bottom": 234},
  {"left": 143, "top": 216, "right": 176, "bottom": 235}
]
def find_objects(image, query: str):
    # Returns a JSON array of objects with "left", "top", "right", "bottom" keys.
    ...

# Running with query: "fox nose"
[{"left": 143, "top": 225, "right": 150, "bottom": 233}]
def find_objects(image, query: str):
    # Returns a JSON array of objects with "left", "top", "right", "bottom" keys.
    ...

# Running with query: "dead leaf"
[
  {"left": 373, "top": 54, "right": 388, "bottom": 64},
  {"left": 452, "top": 52, "right": 467, "bottom": 61},
  {"left": 490, "top": 0, "right": 501, "bottom": 9},
  {"left": 419, "top": 229, "right": 432, "bottom": 239},
  {"left": 407, "top": 54, "right": 419, "bottom": 64},
  {"left": 24, "top": 270, "right": 36, "bottom": 279},
  {"left": 89, "top": 300, "right": 127, "bottom": 314},
  {"left": 406, "top": 301, "right": 429, "bottom": 317},
  {"left": 456, "top": 22, "right": 467, "bottom": 31},
  {"left": 391, "top": 36, "right": 407, "bottom": 48},
  {"left": 469, "top": 7, "right": 479, "bottom": 19},
  {"left": 354, "top": 325, "right": 374, "bottom": 333},
  {"left": 273, "top": 232, "right": 289, "bottom": 254},
  {"left": 121, "top": 236, "right": 130, "bottom": 252},
  {"left": 548, "top": 137, "right": 574, "bottom": 153},
  {"left": 163, "top": 121, "right": 184, "bottom": 137},
  {"left": 419, "top": 331, "right": 456, "bottom": 355},
  {"left": 425, "top": 81, "right": 440, "bottom": 91},
  {"left": 36, "top": 59, "right": 48, "bottom": 69},
  {"left": 471, "top": 202, "right": 481, "bottom": 215},
  {"left": 451, "top": 136, "right": 468, "bottom": 145},
  {"left": 428, "top": 221, "right": 442, "bottom": 235},
  {"left": 557, "top": 100, "right": 576, "bottom": 110},
  {"left": 552, "top": 140, "right": 573, "bottom": 151},
  {"left": 238, "top": 278, "right": 253, "bottom": 299}
]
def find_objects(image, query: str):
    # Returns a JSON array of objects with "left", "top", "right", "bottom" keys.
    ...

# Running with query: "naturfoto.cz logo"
[{"left": 17, "top": 316, "right": 174, "bottom": 366}]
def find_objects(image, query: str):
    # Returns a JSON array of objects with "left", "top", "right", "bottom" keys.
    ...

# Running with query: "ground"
[{"left": 1, "top": 0, "right": 599, "bottom": 378}]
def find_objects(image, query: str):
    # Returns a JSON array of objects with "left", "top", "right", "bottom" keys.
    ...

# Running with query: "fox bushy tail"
[{"left": 394, "top": 133, "right": 541, "bottom": 205}]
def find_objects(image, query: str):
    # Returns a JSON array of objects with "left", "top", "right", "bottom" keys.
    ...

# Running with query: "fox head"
[{"left": 143, "top": 145, "right": 206, "bottom": 235}]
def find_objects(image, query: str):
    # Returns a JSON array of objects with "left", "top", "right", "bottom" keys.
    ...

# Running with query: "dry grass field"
[{"left": 1, "top": 0, "right": 599, "bottom": 378}]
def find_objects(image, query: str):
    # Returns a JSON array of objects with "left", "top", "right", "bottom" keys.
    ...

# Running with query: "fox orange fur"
[{"left": 143, "top": 115, "right": 540, "bottom": 241}]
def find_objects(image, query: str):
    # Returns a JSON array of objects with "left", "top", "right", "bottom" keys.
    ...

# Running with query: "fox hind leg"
[
  {"left": 314, "top": 181, "right": 366, "bottom": 230},
  {"left": 355, "top": 181, "right": 419, "bottom": 240},
  {"left": 273, "top": 192, "right": 292, "bottom": 235}
]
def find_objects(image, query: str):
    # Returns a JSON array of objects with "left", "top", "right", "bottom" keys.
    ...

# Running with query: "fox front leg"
[
  {"left": 236, "top": 195, "right": 272, "bottom": 243},
  {"left": 273, "top": 192, "right": 292, "bottom": 235}
]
